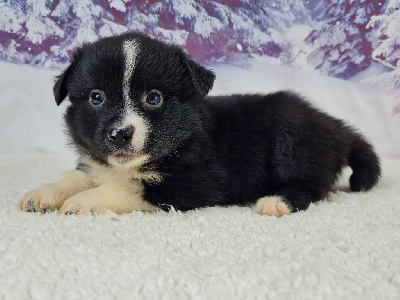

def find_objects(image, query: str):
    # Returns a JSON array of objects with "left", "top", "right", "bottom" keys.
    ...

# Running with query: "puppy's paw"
[
  {"left": 18, "top": 184, "right": 70, "bottom": 213},
  {"left": 59, "top": 193, "right": 106, "bottom": 216},
  {"left": 256, "top": 196, "right": 291, "bottom": 217}
]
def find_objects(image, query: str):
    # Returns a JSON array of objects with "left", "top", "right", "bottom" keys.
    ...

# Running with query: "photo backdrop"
[{"left": 0, "top": 0, "right": 399, "bottom": 157}]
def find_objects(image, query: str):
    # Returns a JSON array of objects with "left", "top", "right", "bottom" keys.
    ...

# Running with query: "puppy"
[{"left": 18, "top": 32, "right": 381, "bottom": 217}]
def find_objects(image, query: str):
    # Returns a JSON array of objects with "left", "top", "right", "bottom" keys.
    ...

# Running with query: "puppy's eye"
[
  {"left": 89, "top": 90, "right": 105, "bottom": 106},
  {"left": 145, "top": 90, "right": 163, "bottom": 108}
]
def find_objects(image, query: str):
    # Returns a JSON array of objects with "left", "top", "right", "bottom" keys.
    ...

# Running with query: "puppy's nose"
[{"left": 107, "top": 127, "right": 134, "bottom": 147}]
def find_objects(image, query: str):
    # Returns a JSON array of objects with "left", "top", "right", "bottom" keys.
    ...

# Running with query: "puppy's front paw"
[
  {"left": 18, "top": 184, "right": 70, "bottom": 213},
  {"left": 59, "top": 191, "right": 106, "bottom": 216},
  {"left": 256, "top": 196, "right": 291, "bottom": 217},
  {"left": 58, "top": 182, "right": 157, "bottom": 216}
]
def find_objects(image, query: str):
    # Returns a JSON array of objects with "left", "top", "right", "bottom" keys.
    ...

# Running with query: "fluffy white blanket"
[{"left": 1, "top": 155, "right": 399, "bottom": 299}]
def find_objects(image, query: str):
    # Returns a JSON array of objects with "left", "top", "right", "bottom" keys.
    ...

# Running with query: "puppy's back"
[{"left": 203, "top": 90, "right": 380, "bottom": 193}]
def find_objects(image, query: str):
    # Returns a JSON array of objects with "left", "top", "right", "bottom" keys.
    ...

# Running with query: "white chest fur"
[{"left": 83, "top": 155, "right": 162, "bottom": 191}]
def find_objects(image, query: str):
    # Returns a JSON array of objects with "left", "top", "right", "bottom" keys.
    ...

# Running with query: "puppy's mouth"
[{"left": 108, "top": 152, "right": 140, "bottom": 165}]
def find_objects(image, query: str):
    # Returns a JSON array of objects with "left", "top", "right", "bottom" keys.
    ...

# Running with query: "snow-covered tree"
[
  {"left": 120, "top": 0, "right": 310, "bottom": 63},
  {"left": 304, "top": 0, "right": 383, "bottom": 78},
  {"left": 0, "top": 0, "right": 63, "bottom": 66},
  {"left": 0, "top": 0, "right": 310, "bottom": 68},
  {"left": 49, "top": 0, "right": 129, "bottom": 66},
  {"left": 0, "top": 0, "right": 129, "bottom": 67},
  {"left": 363, "top": 0, "right": 399, "bottom": 110},
  {"left": 0, "top": 0, "right": 24, "bottom": 34},
  {"left": 367, "top": 0, "right": 400, "bottom": 70}
]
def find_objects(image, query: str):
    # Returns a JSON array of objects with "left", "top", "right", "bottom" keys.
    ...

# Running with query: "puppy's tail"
[{"left": 348, "top": 135, "right": 381, "bottom": 192}]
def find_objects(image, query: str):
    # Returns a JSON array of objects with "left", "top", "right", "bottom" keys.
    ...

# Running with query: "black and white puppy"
[{"left": 19, "top": 32, "right": 381, "bottom": 217}]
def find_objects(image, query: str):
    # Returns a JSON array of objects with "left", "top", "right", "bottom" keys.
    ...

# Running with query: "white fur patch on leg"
[
  {"left": 18, "top": 170, "right": 94, "bottom": 213},
  {"left": 256, "top": 196, "right": 291, "bottom": 217},
  {"left": 59, "top": 177, "right": 157, "bottom": 216}
]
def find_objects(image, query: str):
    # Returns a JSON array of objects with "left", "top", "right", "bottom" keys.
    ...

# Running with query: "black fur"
[{"left": 54, "top": 32, "right": 381, "bottom": 213}]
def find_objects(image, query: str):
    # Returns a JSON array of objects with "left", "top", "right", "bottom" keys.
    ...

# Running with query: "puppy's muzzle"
[{"left": 107, "top": 127, "right": 134, "bottom": 147}]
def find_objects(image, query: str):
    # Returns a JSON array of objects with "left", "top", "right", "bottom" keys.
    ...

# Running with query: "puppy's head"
[{"left": 54, "top": 32, "right": 215, "bottom": 166}]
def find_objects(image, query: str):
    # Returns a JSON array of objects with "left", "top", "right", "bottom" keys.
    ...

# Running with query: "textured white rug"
[{"left": 0, "top": 154, "right": 400, "bottom": 299}]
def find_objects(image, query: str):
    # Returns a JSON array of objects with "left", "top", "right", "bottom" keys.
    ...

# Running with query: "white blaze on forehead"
[
  {"left": 120, "top": 39, "right": 149, "bottom": 152},
  {"left": 122, "top": 39, "right": 139, "bottom": 106}
]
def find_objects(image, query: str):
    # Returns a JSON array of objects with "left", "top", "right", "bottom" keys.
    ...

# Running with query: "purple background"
[
  {"left": 0, "top": 1, "right": 398, "bottom": 72},
  {"left": 0, "top": 1, "right": 399, "bottom": 99}
]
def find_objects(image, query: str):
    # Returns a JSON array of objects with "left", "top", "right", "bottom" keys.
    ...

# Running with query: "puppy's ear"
[
  {"left": 53, "top": 64, "right": 74, "bottom": 106},
  {"left": 53, "top": 47, "right": 84, "bottom": 105},
  {"left": 185, "top": 55, "right": 215, "bottom": 98}
]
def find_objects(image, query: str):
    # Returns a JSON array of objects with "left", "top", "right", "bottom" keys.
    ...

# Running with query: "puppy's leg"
[
  {"left": 256, "top": 185, "right": 326, "bottom": 217},
  {"left": 59, "top": 179, "right": 157, "bottom": 215},
  {"left": 256, "top": 196, "right": 292, "bottom": 217},
  {"left": 18, "top": 170, "right": 94, "bottom": 213}
]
